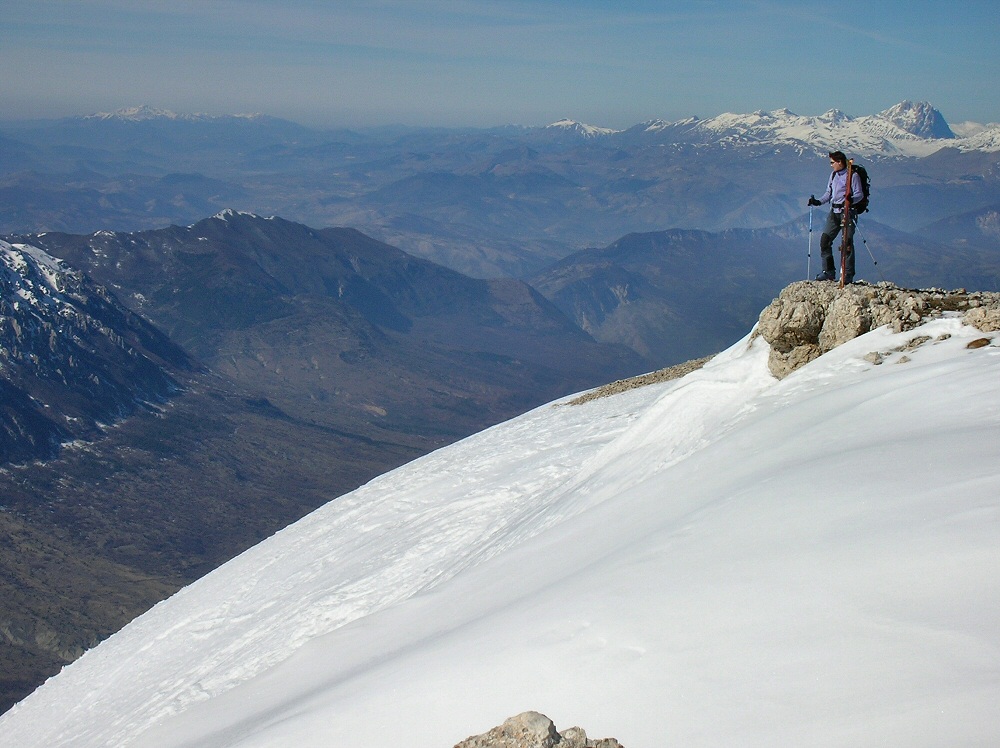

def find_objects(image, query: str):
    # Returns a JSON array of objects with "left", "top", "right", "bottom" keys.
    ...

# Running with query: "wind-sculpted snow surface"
[{"left": 1, "top": 314, "right": 999, "bottom": 747}]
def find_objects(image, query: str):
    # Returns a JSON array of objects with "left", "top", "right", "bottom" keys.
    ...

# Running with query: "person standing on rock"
[{"left": 808, "top": 151, "right": 864, "bottom": 283}]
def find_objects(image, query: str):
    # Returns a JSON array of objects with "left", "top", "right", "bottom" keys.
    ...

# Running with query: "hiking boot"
[{"left": 814, "top": 271, "right": 835, "bottom": 281}]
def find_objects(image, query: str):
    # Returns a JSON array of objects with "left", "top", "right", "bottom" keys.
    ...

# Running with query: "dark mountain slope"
[
  {"left": 19, "top": 213, "right": 644, "bottom": 439},
  {"left": 529, "top": 219, "right": 1000, "bottom": 367},
  {"left": 529, "top": 226, "right": 804, "bottom": 365},
  {"left": 922, "top": 202, "right": 1000, "bottom": 253},
  {"left": 0, "top": 241, "right": 192, "bottom": 462},
  {"left": 0, "top": 370, "right": 422, "bottom": 716}
]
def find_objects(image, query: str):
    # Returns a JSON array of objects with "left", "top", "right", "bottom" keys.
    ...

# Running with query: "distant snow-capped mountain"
[
  {"left": 81, "top": 105, "right": 268, "bottom": 123},
  {"left": 625, "top": 101, "right": 955, "bottom": 156},
  {"left": 67, "top": 102, "right": 1000, "bottom": 157},
  {"left": 878, "top": 100, "right": 955, "bottom": 139},
  {"left": 557, "top": 101, "right": 998, "bottom": 157},
  {"left": 544, "top": 119, "right": 621, "bottom": 138},
  {"left": 955, "top": 125, "right": 1000, "bottom": 152}
]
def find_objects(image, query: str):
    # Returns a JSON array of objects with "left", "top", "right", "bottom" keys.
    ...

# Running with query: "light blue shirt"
[{"left": 819, "top": 168, "right": 864, "bottom": 212}]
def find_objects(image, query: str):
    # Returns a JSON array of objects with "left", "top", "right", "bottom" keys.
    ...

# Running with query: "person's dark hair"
[{"left": 828, "top": 150, "right": 847, "bottom": 165}]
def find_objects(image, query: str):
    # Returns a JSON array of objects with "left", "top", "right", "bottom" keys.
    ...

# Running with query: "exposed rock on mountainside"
[
  {"left": 879, "top": 100, "right": 956, "bottom": 140},
  {"left": 0, "top": 240, "right": 192, "bottom": 462},
  {"left": 566, "top": 355, "right": 712, "bottom": 405},
  {"left": 455, "top": 712, "right": 623, "bottom": 748},
  {"left": 757, "top": 281, "right": 1000, "bottom": 378}
]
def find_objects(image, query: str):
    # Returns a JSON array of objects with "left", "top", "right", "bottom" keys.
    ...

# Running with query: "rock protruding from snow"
[
  {"left": 454, "top": 712, "right": 624, "bottom": 748},
  {"left": 756, "top": 281, "right": 1000, "bottom": 378}
]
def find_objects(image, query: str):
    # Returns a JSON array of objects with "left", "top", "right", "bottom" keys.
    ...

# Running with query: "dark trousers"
[{"left": 820, "top": 209, "right": 857, "bottom": 280}]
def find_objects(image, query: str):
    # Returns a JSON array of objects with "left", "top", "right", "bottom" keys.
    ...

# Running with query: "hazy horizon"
[{"left": 3, "top": 1, "right": 998, "bottom": 130}]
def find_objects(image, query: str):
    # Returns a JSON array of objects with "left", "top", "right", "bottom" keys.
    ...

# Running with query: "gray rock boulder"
[
  {"left": 454, "top": 711, "right": 624, "bottom": 748},
  {"left": 756, "top": 281, "right": 1000, "bottom": 378}
]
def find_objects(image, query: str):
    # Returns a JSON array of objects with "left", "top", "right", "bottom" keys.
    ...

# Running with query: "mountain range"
[
  {"left": 1, "top": 100, "right": 999, "bottom": 716},
  {"left": 2, "top": 101, "right": 999, "bottom": 279},
  {"left": 565, "top": 99, "right": 974, "bottom": 155},
  {"left": 12, "top": 211, "right": 643, "bottom": 433}
]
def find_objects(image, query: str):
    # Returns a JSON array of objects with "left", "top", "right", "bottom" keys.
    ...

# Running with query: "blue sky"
[{"left": 2, "top": 0, "right": 997, "bottom": 128}]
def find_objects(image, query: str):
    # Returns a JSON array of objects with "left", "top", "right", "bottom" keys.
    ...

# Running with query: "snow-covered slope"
[
  {"left": 1, "top": 240, "right": 77, "bottom": 307},
  {"left": 1, "top": 314, "right": 999, "bottom": 747}
]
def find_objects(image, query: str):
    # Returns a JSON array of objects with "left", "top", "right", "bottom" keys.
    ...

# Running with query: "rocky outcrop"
[
  {"left": 756, "top": 281, "right": 1000, "bottom": 378},
  {"left": 454, "top": 711, "right": 623, "bottom": 748}
]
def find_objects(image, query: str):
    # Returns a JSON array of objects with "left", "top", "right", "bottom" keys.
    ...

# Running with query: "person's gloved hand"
[{"left": 808, "top": 196, "right": 822, "bottom": 207}]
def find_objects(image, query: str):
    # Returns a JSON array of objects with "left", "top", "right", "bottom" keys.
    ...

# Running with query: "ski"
[{"left": 839, "top": 159, "right": 854, "bottom": 288}]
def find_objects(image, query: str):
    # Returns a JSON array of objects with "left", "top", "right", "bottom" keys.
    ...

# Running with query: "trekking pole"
[
  {"left": 853, "top": 216, "right": 886, "bottom": 284},
  {"left": 807, "top": 203, "right": 814, "bottom": 280}
]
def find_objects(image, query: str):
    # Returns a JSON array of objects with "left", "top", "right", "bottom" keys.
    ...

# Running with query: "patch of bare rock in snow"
[
  {"left": 566, "top": 355, "right": 713, "bottom": 405},
  {"left": 454, "top": 711, "right": 623, "bottom": 748}
]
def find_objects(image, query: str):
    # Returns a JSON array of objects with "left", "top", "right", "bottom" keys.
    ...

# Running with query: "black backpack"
[{"left": 852, "top": 163, "right": 871, "bottom": 213}]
